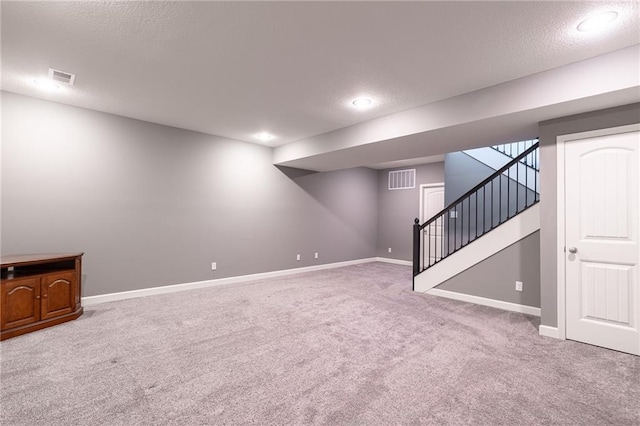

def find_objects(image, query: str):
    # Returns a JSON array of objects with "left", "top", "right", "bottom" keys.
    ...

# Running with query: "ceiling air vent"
[
  {"left": 388, "top": 169, "right": 416, "bottom": 190},
  {"left": 48, "top": 68, "right": 75, "bottom": 85}
]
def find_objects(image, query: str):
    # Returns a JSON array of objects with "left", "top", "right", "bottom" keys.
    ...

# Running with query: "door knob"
[{"left": 568, "top": 247, "right": 578, "bottom": 254}]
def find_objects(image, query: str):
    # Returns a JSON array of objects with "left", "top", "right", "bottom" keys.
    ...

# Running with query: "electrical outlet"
[
  {"left": 388, "top": 247, "right": 392, "bottom": 253},
  {"left": 450, "top": 210, "right": 458, "bottom": 219},
  {"left": 211, "top": 262, "right": 217, "bottom": 271},
  {"left": 314, "top": 252, "right": 319, "bottom": 259},
  {"left": 296, "top": 254, "right": 301, "bottom": 261},
  {"left": 515, "top": 281, "right": 523, "bottom": 292}
]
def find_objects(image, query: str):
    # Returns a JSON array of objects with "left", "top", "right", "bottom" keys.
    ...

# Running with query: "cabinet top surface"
[{"left": 1, "top": 253, "right": 84, "bottom": 267}]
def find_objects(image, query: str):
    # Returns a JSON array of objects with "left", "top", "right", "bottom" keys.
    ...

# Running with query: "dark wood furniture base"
[{"left": 1, "top": 253, "right": 84, "bottom": 341}]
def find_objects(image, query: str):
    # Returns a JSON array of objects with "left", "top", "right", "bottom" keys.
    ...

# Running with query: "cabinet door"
[
  {"left": 40, "top": 272, "right": 75, "bottom": 320},
  {"left": 1, "top": 278, "right": 41, "bottom": 330}
]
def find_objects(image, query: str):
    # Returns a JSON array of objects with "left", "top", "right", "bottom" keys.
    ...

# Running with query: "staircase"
[{"left": 413, "top": 141, "right": 540, "bottom": 292}]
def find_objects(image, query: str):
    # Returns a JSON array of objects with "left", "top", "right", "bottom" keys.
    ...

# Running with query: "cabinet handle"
[
  {"left": 43, "top": 294, "right": 48, "bottom": 298},
  {"left": 35, "top": 295, "right": 40, "bottom": 299}
]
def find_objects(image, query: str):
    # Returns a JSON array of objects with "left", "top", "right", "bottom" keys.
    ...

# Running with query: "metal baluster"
[
  {"left": 440, "top": 215, "right": 444, "bottom": 262},
  {"left": 455, "top": 204, "right": 459, "bottom": 252},
  {"left": 469, "top": 195, "right": 473, "bottom": 243},
  {"left": 432, "top": 217, "right": 436, "bottom": 264},
  {"left": 447, "top": 209, "right": 450, "bottom": 257},
  {"left": 508, "top": 165, "right": 511, "bottom": 219},
  {"left": 424, "top": 223, "right": 427, "bottom": 269},
  {"left": 499, "top": 174, "right": 502, "bottom": 224},
  {"left": 457, "top": 202, "right": 461, "bottom": 251},
  {"left": 460, "top": 202, "right": 463, "bottom": 249},
  {"left": 482, "top": 186, "right": 486, "bottom": 235},
  {"left": 524, "top": 154, "right": 531, "bottom": 208},
  {"left": 516, "top": 160, "right": 519, "bottom": 213},
  {"left": 533, "top": 146, "right": 540, "bottom": 201},
  {"left": 475, "top": 190, "right": 478, "bottom": 240}
]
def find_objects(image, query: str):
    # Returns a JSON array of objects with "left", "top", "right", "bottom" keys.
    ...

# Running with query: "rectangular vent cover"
[
  {"left": 48, "top": 68, "right": 75, "bottom": 85},
  {"left": 388, "top": 169, "right": 416, "bottom": 190}
]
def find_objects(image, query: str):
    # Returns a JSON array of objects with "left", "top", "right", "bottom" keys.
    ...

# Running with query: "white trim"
[
  {"left": 555, "top": 123, "right": 640, "bottom": 341},
  {"left": 82, "top": 257, "right": 412, "bottom": 305},
  {"left": 539, "top": 325, "right": 561, "bottom": 339},
  {"left": 83, "top": 257, "right": 387, "bottom": 305},
  {"left": 556, "top": 133, "right": 567, "bottom": 340},
  {"left": 419, "top": 183, "right": 445, "bottom": 272},
  {"left": 375, "top": 257, "right": 412, "bottom": 266},
  {"left": 414, "top": 203, "right": 540, "bottom": 292},
  {"left": 426, "top": 288, "right": 541, "bottom": 316},
  {"left": 418, "top": 182, "right": 445, "bottom": 225}
]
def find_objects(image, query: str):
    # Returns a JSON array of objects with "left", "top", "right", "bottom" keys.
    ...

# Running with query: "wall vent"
[
  {"left": 388, "top": 169, "right": 416, "bottom": 190},
  {"left": 48, "top": 68, "right": 75, "bottom": 85}
]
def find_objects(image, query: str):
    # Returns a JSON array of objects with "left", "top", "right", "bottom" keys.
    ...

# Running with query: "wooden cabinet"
[{"left": 1, "top": 253, "right": 83, "bottom": 340}]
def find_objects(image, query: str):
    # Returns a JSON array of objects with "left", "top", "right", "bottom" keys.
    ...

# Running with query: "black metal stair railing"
[
  {"left": 492, "top": 139, "right": 539, "bottom": 170},
  {"left": 413, "top": 142, "right": 540, "bottom": 278}
]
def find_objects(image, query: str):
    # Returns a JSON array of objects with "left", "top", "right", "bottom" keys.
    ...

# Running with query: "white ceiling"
[{"left": 2, "top": 1, "right": 639, "bottom": 168}]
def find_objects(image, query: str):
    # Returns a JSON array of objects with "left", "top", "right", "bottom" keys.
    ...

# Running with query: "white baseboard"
[
  {"left": 83, "top": 257, "right": 411, "bottom": 306},
  {"left": 539, "top": 325, "right": 561, "bottom": 339},
  {"left": 375, "top": 257, "right": 412, "bottom": 266},
  {"left": 426, "top": 288, "right": 541, "bottom": 316}
]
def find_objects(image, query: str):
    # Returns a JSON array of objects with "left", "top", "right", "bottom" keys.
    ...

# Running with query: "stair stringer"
[{"left": 413, "top": 203, "right": 540, "bottom": 293}]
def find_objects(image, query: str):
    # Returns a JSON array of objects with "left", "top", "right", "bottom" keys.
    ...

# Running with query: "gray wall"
[
  {"left": 538, "top": 102, "right": 640, "bottom": 327},
  {"left": 376, "top": 162, "right": 444, "bottom": 260},
  {"left": 444, "top": 151, "right": 494, "bottom": 204},
  {"left": 1, "top": 92, "right": 379, "bottom": 296},
  {"left": 437, "top": 231, "right": 541, "bottom": 308}
]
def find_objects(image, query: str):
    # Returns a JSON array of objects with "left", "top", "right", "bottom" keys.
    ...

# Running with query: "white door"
[
  {"left": 564, "top": 128, "right": 640, "bottom": 355},
  {"left": 421, "top": 185, "right": 445, "bottom": 267}
]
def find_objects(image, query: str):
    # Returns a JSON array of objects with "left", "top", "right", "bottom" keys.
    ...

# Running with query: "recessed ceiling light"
[
  {"left": 256, "top": 132, "right": 274, "bottom": 141},
  {"left": 32, "top": 79, "right": 60, "bottom": 91},
  {"left": 577, "top": 11, "right": 618, "bottom": 32},
  {"left": 352, "top": 98, "right": 373, "bottom": 108}
]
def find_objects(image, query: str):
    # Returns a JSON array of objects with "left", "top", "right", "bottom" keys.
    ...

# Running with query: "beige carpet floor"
[{"left": 1, "top": 262, "right": 638, "bottom": 425}]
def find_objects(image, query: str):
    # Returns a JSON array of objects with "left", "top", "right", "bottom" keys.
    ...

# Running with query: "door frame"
[
  {"left": 419, "top": 183, "right": 445, "bottom": 271},
  {"left": 419, "top": 183, "right": 445, "bottom": 223},
  {"left": 556, "top": 123, "right": 640, "bottom": 340}
]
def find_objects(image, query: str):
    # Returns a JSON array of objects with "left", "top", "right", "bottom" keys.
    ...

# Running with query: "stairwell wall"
[
  {"left": 444, "top": 152, "right": 495, "bottom": 203},
  {"left": 436, "top": 231, "right": 541, "bottom": 308}
]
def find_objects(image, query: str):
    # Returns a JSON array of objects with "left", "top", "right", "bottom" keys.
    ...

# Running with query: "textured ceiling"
[{"left": 2, "top": 1, "right": 639, "bottom": 150}]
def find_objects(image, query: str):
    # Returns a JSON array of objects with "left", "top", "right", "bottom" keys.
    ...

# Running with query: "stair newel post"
[{"left": 413, "top": 218, "right": 421, "bottom": 277}]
